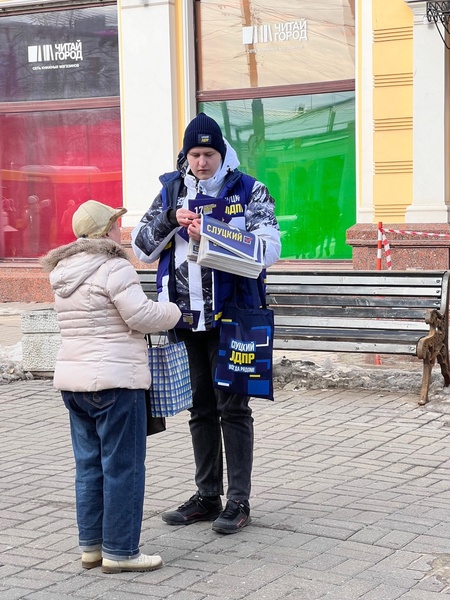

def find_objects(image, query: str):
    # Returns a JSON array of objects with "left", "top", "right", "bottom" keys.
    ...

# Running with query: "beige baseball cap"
[{"left": 72, "top": 200, "right": 127, "bottom": 238}]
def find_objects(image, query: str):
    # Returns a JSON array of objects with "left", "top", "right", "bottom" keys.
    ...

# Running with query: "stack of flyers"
[
  {"left": 196, "top": 215, "right": 263, "bottom": 278},
  {"left": 187, "top": 238, "right": 200, "bottom": 262}
]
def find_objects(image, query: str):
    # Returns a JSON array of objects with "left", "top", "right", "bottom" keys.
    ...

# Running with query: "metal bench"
[{"left": 137, "top": 269, "right": 450, "bottom": 405}]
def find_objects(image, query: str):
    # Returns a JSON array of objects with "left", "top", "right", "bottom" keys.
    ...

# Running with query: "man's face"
[{"left": 186, "top": 147, "right": 222, "bottom": 180}]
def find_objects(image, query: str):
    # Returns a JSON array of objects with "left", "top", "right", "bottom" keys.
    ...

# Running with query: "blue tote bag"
[{"left": 214, "top": 279, "right": 274, "bottom": 400}]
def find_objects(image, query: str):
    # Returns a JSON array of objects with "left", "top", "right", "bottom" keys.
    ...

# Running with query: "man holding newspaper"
[{"left": 132, "top": 112, "right": 281, "bottom": 534}]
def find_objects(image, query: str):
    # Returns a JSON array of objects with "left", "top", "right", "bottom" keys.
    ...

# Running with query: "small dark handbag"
[
  {"left": 145, "top": 390, "right": 166, "bottom": 436},
  {"left": 144, "top": 334, "right": 167, "bottom": 436}
]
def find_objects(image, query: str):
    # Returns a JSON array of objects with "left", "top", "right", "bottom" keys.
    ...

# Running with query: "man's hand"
[
  {"left": 187, "top": 218, "right": 201, "bottom": 242},
  {"left": 176, "top": 208, "right": 199, "bottom": 229}
]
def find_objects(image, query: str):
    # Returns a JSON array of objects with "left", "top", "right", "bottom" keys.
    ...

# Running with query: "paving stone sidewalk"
[{"left": 2, "top": 378, "right": 450, "bottom": 599}]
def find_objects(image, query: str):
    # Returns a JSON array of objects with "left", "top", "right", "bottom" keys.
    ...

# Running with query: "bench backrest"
[
  {"left": 137, "top": 270, "right": 158, "bottom": 300},
  {"left": 266, "top": 270, "right": 449, "bottom": 322}
]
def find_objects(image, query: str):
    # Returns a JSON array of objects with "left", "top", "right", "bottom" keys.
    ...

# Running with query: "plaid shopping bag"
[{"left": 147, "top": 337, "right": 193, "bottom": 417}]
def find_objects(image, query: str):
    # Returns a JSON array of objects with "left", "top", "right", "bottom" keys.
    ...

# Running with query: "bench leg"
[
  {"left": 419, "top": 345, "right": 450, "bottom": 406},
  {"left": 417, "top": 310, "right": 450, "bottom": 404},
  {"left": 419, "top": 357, "right": 434, "bottom": 406},
  {"left": 437, "top": 345, "right": 450, "bottom": 388}
]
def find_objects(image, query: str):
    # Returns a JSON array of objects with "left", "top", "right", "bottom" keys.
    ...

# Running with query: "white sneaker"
[
  {"left": 102, "top": 553, "right": 163, "bottom": 574},
  {"left": 81, "top": 550, "right": 102, "bottom": 569}
]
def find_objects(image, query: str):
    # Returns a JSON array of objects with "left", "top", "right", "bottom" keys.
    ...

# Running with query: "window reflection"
[
  {"left": 0, "top": 109, "right": 122, "bottom": 258},
  {"left": 0, "top": 6, "right": 119, "bottom": 102},
  {"left": 197, "top": 0, "right": 355, "bottom": 91},
  {"left": 200, "top": 92, "right": 356, "bottom": 260},
  {"left": 0, "top": 4, "right": 122, "bottom": 260}
]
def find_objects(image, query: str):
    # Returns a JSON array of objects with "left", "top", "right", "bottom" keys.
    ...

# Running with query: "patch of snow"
[
  {"left": 0, "top": 343, "right": 33, "bottom": 383},
  {"left": 273, "top": 356, "right": 450, "bottom": 413}
]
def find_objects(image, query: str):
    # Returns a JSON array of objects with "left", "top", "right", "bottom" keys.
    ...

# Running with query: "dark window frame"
[
  {"left": 0, "top": 1, "right": 113, "bottom": 17},
  {"left": 197, "top": 80, "right": 355, "bottom": 103},
  {"left": 0, "top": 97, "right": 119, "bottom": 114}
]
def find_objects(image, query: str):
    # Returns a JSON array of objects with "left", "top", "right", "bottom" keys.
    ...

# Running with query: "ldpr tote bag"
[
  {"left": 214, "top": 279, "right": 274, "bottom": 400},
  {"left": 146, "top": 333, "right": 193, "bottom": 417}
]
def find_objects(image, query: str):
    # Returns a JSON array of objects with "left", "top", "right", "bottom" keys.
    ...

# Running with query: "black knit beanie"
[{"left": 182, "top": 112, "right": 226, "bottom": 161}]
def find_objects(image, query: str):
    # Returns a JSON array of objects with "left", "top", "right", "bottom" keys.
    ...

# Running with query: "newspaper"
[{"left": 196, "top": 215, "right": 263, "bottom": 278}]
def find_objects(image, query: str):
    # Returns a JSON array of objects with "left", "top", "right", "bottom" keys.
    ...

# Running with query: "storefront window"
[
  {"left": 197, "top": 0, "right": 355, "bottom": 91},
  {"left": 200, "top": 92, "right": 356, "bottom": 260}
]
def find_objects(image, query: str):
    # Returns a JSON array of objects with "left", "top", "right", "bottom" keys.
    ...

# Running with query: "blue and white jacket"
[{"left": 131, "top": 141, "right": 281, "bottom": 331}]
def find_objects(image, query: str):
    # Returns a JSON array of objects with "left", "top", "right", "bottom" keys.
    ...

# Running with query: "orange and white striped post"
[
  {"left": 377, "top": 222, "right": 383, "bottom": 270},
  {"left": 375, "top": 222, "right": 382, "bottom": 364},
  {"left": 382, "top": 232, "right": 392, "bottom": 270}
]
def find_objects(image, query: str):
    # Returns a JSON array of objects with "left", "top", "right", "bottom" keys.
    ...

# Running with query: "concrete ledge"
[
  {"left": 21, "top": 309, "right": 60, "bottom": 375},
  {"left": 0, "top": 267, "right": 54, "bottom": 302}
]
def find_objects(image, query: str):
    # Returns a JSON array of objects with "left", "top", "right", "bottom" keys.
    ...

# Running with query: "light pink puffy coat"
[{"left": 41, "top": 238, "right": 181, "bottom": 392}]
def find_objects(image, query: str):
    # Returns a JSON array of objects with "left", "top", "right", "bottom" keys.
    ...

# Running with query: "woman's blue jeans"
[
  {"left": 62, "top": 388, "right": 147, "bottom": 560},
  {"left": 173, "top": 328, "right": 254, "bottom": 502}
]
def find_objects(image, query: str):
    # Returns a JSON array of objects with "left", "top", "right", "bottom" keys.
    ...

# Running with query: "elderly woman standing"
[{"left": 41, "top": 200, "right": 181, "bottom": 574}]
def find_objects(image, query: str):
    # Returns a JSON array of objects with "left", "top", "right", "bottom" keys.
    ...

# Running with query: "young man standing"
[{"left": 132, "top": 113, "right": 281, "bottom": 534}]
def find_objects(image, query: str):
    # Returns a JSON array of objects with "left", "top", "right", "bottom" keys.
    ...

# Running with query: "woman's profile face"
[{"left": 106, "top": 221, "right": 121, "bottom": 244}]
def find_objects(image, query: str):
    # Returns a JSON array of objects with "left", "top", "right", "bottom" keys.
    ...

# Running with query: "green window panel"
[{"left": 200, "top": 93, "right": 356, "bottom": 260}]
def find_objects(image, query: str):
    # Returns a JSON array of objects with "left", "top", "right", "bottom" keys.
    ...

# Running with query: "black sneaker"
[
  {"left": 212, "top": 500, "right": 251, "bottom": 534},
  {"left": 162, "top": 492, "right": 223, "bottom": 525}
]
